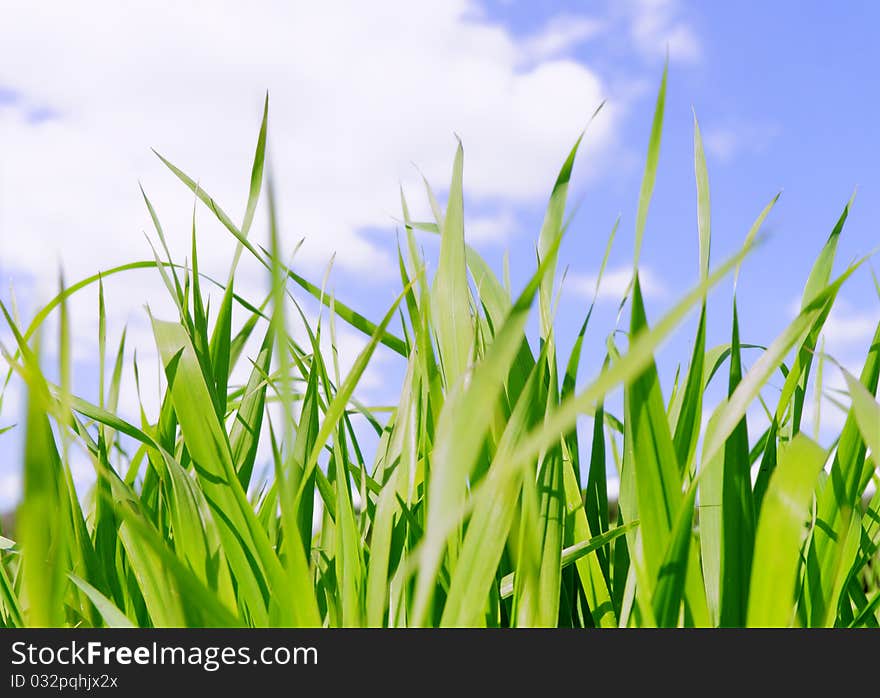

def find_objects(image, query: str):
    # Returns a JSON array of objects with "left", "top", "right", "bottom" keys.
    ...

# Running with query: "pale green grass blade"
[
  {"left": 701, "top": 263, "right": 860, "bottom": 472},
  {"left": 98, "top": 275, "right": 106, "bottom": 407},
  {"left": 154, "top": 150, "right": 265, "bottom": 263},
  {"left": 333, "top": 438, "right": 365, "bottom": 627},
  {"left": 693, "top": 111, "right": 711, "bottom": 282},
  {"left": 11, "top": 260, "right": 265, "bottom": 366},
  {"left": 466, "top": 245, "right": 511, "bottom": 332},
  {"left": 633, "top": 61, "right": 667, "bottom": 270},
  {"left": 538, "top": 131, "right": 585, "bottom": 338},
  {"left": 624, "top": 276, "right": 682, "bottom": 583},
  {"left": 399, "top": 188, "right": 431, "bottom": 302},
  {"left": 151, "top": 318, "right": 317, "bottom": 626},
  {"left": 671, "top": 305, "right": 706, "bottom": 476},
  {"left": 232, "top": 92, "right": 269, "bottom": 277},
  {"left": 774, "top": 197, "right": 853, "bottom": 441},
  {"left": 284, "top": 265, "right": 407, "bottom": 357},
  {"left": 69, "top": 574, "right": 135, "bottom": 628},
  {"left": 365, "top": 357, "right": 420, "bottom": 626},
  {"left": 536, "top": 364, "right": 565, "bottom": 627},
  {"left": 500, "top": 524, "right": 636, "bottom": 600},
  {"left": 327, "top": 291, "right": 365, "bottom": 629},
  {"left": 296, "top": 280, "right": 414, "bottom": 515},
  {"left": 0, "top": 551, "right": 22, "bottom": 627},
  {"left": 813, "top": 337, "right": 826, "bottom": 440},
  {"left": 15, "top": 334, "right": 68, "bottom": 627},
  {"left": 514, "top": 238, "right": 758, "bottom": 487},
  {"left": 735, "top": 194, "right": 781, "bottom": 289},
  {"left": 430, "top": 138, "right": 474, "bottom": 386},
  {"left": 838, "top": 364, "right": 880, "bottom": 473},
  {"left": 108, "top": 488, "right": 243, "bottom": 627},
  {"left": 412, "top": 208, "right": 567, "bottom": 626},
  {"left": 801, "top": 193, "right": 853, "bottom": 308},
  {"left": 441, "top": 356, "right": 545, "bottom": 625},
  {"left": 365, "top": 470, "right": 402, "bottom": 627},
  {"left": 155, "top": 145, "right": 407, "bottom": 357},
  {"left": 747, "top": 434, "right": 826, "bottom": 627},
  {"left": 264, "top": 173, "right": 315, "bottom": 610}
]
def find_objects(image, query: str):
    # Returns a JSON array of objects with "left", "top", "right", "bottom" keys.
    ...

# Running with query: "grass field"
[{"left": 1, "top": 67, "right": 878, "bottom": 628}]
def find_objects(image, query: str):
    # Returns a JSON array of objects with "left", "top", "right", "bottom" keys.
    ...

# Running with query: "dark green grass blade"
[
  {"left": 652, "top": 486, "right": 696, "bottom": 626},
  {"left": 718, "top": 301, "right": 755, "bottom": 627},
  {"left": 624, "top": 276, "right": 682, "bottom": 584},
  {"left": 229, "top": 327, "right": 273, "bottom": 489}
]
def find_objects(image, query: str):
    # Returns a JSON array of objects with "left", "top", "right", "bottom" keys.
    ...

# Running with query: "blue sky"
[{"left": 0, "top": 1, "right": 878, "bottom": 511}]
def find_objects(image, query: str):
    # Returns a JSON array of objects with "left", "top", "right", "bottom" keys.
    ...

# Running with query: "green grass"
[{"left": 1, "top": 71, "right": 879, "bottom": 628}]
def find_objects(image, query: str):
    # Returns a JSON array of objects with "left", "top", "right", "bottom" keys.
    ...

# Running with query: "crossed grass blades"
[{"left": 1, "top": 66, "right": 879, "bottom": 628}]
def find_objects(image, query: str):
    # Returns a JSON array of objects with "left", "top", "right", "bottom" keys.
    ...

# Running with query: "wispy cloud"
[
  {"left": 820, "top": 302, "right": 880, "bottom": 349},
  {"left": 466, "top": 210, "right": 518, "bottom": 244},
  {"left": 627, "top": 0, "right": 701, "bottom": 63},
  {"left": 703, "top": 122, "right": 780, "bottom": 162},
  {"left": 520, "top": 15, "right": 605, "bottom": 63},
  {"left": 0, "top": 470, "right": 21, "bottom": 514},
  {"left": 567, "top": 264, "right": 667, "bottom": 303},
  {"left": 787, "top": 296, "right": 880, "bottom": 357}
]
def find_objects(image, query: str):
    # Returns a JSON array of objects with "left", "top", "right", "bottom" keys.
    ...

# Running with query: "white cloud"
[
  {"left": 628, "top": 0, "right": 701, "bottom": 63},
  {"left": 0, "top": 470, "right": 21, "bottom": 513},
  {"left": 703, "top": 122, "right": 780, "bottom": 162},
  {"left": 567, "top": 264, "right": 667, "bottom": 302},
  {"left": 821, "top": 301, "right": 880, "bottom": 352},
  {"left": 801, "top": 397, "right": 850, "bottom": 445},
  {"left": 466, "top": 210, "right": 519, "bottom": 244},
  {"left": 520, "top": 16, "right": 604, "bottom": 63},
  {"left": 704, "top": 129, "right": 739, "bottom": 162},
  {"left": 787, "top": 296, "right": 880, "bottom": 360},
  {"left": 0, "top": 0, "right": 620, "bottom": 294},
  {"left": 0, "top": 2, "right": 627, "bottom": 514},
  {"left": 0, "top": 375, "right": 21, "bottom": 425}
]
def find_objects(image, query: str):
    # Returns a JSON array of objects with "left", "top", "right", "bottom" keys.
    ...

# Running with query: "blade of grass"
[{"left": 747, "top": 434, "right": 826, "bottom": 627}]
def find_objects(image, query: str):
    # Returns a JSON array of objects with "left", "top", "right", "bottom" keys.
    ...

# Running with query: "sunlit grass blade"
[
  {"left": 430, "top": 138, "right": 474, "bottom": 386},
  {"left": 633, "top": 60, "right": 667, "bottom": 271},
  {"left": 413, "top": 221, "right": 566, "bottom": 626},
  {"left": 499, "top": 523, "right": 636, "bottom": 600},
  {"left": 69, "top": 574, "right": 136, "bottom": 628},
  {"left": 623, "top": 276, "right": 682, "bottom": 589},
  {"left": 747, "top": 434, "right": 826, "bottom": 627},
  {"left": 150, "top": 317, "right": 315, "bottom": 626}
]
